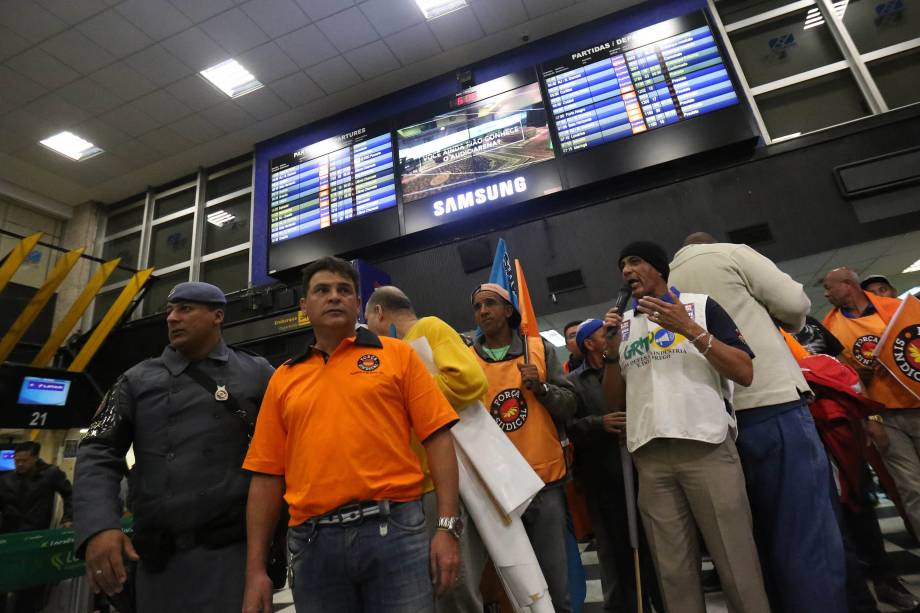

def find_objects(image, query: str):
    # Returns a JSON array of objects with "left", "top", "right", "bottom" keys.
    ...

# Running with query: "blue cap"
[
  {"left": 166, "top": 281, "right": 226, "bottom": 305},
  {"left": 575, "top": 318, "right": 604, "bottom": 353}
]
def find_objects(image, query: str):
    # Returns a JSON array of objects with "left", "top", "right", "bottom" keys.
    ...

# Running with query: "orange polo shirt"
[{"left": 243, "top": 327, "right": 458, "bottom": 525}]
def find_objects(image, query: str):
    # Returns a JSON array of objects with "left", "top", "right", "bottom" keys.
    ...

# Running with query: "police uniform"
[{"left": 73, "top": 282, "right": 274, "bottom": 613}]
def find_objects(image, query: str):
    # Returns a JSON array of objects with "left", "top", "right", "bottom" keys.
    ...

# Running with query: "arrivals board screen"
[
  {"left": 269, "top": 128, "right": 396, "bottom": 244},
  {"left": 542, "top": 17, "right": 738, "bottom": 154}
]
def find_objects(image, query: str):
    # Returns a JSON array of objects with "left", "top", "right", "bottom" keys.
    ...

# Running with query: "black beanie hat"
[{"left": 618, "top": 241, "right": 670, "bottom": 280}]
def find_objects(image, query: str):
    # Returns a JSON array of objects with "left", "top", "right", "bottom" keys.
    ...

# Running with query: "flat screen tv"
[
  {"left": 18, "top": 376, "right": 71, "bottom": 406},
  {"left": 397, "top": 71, "right": 563, "bottom": 234}
]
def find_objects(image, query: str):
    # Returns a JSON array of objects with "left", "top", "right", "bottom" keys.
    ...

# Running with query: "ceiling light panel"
[
  {"left": 200, "top": 59, "right": 263, "bottom": 98},
  {"left": 207, "top": 210, "right": 235, "bottom": 227},
  {"left": 903, "top": 258, "right": 920, "bottom": 274},
  {"left": 415, "top": 0, "right": 468, "bottom": 20},
  {"left": 39, "top": 131, "right": 104, "bottom": 161}
]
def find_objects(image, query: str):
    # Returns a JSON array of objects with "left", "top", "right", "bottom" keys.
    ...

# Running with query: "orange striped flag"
[
  {"left": 874, "top": 294, "right": 920, "bottom": 400},
  {"left": 514, "top": 258, "right": 540, "bottom": 339}
]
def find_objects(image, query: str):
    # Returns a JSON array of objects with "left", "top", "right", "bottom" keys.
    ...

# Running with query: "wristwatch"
[
  {"left": 602, "top": 351, "right": 619, "bottom": 365},
  {"left": 536, "top": 382, "right": 550, "bottom": 397},
  {"left": 437, "top": 516, "right": 464, "bottom": 540}
]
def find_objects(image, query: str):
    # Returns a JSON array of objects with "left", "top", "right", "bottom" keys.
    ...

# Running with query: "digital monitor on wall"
[
  {"left": 541, "top": 12, "right": 754, "bottom": 187},
  {"left": 0, "top": 449, "right": 15, "bottom": 471},
  {"left": 267, "top": 122, "right": 400, "bottom": 274},
  {"left": 18, "top": 376, "right": 71, "bottom": 406},
  {"left": 397, "top": 70, "right": 563, "bottom": 234}
]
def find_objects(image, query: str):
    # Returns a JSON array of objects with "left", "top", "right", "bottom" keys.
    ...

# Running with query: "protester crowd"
[{"left": 51, "top": 232, "right": 920, "bottom": 613}]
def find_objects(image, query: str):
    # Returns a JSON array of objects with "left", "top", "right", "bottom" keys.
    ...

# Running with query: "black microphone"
[{"left": 606, "top": 286, "right": 632, "bottom": 340}]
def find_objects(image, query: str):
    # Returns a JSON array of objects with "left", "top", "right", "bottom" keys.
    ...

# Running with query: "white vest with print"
[{"left": 618, "top": 292, "right": 736, "bottom": 452}]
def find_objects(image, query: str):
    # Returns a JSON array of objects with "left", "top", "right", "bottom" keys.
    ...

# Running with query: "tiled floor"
[{"left": 273, "top": 498, "right": 920, "bottom": 612}]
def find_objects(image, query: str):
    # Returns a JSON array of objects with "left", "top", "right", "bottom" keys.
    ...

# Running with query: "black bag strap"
[{"left": 184, "top": 362, "right": 255, "bottom": 438}]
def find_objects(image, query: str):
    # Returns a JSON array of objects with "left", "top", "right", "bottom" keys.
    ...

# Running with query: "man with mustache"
[{"left": 74, "top": 282, "right": 274, "bottom": 613}]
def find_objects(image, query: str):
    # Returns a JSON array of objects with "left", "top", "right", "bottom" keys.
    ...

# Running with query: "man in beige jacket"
[{"left": 668, "top": 233, "right": 846, "bottom": 613}]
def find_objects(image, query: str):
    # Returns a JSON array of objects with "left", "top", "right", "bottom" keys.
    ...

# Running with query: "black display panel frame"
[
  {"left": 0, "top": 365, "right": 101, "bottom": 429},
  {"left": 539, "top": 11, "right": 756, "bottom": 189},
  {"left": 394, "top": 68, "right": 564, "bottom": 235},
  {"left": 267, "top": 120, "right": 401, "bottom": 275}
]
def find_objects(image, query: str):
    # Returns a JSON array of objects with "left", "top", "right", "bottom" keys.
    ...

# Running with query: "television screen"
[
  {"left": 18, "top": 376, "right": 71, "bottom": 406},
  {"left": 269, "top": 128, "right": 396, "bottom": 244},
  {"left": 0, "top": 449, "right": 14, "bottom": 471},
  {"left": 397, "top": 81, "right": 555, "bottom": 204},
  {"left": 542, "top": 18, "right": 739, "bottom": 154}
]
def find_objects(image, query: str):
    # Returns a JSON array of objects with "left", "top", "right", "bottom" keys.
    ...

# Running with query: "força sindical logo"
[
  {"left": 490, "top": 388, "right": 528, "bottom": 432},
  {"left": 852, "top": 335, "right": 880, "bottom": 367},
  {"left": 892, "top": 324, "right": 920, "bottom": 384}
]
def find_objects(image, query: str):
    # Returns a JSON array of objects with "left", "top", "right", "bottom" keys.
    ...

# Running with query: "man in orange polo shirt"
[
  {"left": 823, "top": 267, "right": 920, "bottom": 540},
  {"left": 241, "top": 257, "right": 462, "bottom": 613}
]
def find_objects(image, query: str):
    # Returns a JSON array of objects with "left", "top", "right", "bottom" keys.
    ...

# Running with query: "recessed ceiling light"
[
  {"left": 903, "top": 258, "right": 920, "bottom": 274},
  {"left": 803, "top": 0, "right": 848, "bottom": 29},
  {"left": 415, "top": 0, "right": 467, "bottom": 20},
  {"left": 39, "top": 131, "right": 103, "bottom": 161},
  {"left": 207, "top": 210, "right": 235, "bottom": 227},
  {"left": 200, "top": 59, "right": 263, "bottom": 98},
  {"left": 539, "top": 329, "right": 567, "bottom": 348}
]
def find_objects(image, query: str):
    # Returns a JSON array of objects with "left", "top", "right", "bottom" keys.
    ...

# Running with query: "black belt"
[{"left": 313, "top": 500, "right": 394, "bottom": 526}]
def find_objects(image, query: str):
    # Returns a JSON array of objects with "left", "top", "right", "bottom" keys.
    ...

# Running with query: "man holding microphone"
[{"left": 601, "top": 241, "right": 769, "bottom": 613}]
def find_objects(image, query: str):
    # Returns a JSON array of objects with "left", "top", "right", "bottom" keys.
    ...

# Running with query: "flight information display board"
[
  {"left": 542, "top": 17, "right": 738, "bottom": 154},
  {"left": 269, "top": 127, "right": 396, "bottom": 244}
]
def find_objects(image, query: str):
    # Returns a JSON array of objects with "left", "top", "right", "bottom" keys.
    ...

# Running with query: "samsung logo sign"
[{"left": 433, "top": 177, "right": 527, "bottom": 217}]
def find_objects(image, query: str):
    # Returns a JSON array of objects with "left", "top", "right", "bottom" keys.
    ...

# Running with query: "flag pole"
[{"left": 620, "top": 442, "right": 644, "bottom": 613}]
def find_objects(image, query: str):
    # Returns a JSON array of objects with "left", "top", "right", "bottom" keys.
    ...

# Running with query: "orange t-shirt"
[
  {"left": 824, "top": 298, "right": 920, "bottom": 410},
  {"left": 243, "top": 327, "right": 458, "bottom": 525}
]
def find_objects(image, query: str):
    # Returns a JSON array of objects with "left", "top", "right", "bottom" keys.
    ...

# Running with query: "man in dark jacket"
[
  {"left": 567, "top": 319, "right": 660, "bottom": 613},
  {"left": 0, "top": 441, "right": 73, "bottom": 612},
  {"left": 0, "top": 441, "right": 73, "bottom": 533}
]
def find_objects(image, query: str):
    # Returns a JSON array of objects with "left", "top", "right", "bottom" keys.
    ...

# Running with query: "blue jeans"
[
  {"left": 735, "top": 399, "right": 847, "bottom": 613},
  {"left": 288, "top": 500, "right": 433, "bottom": 613}
]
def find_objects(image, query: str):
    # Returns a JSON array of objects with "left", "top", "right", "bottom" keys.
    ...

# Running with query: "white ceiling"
[{"left": 0, "top": 0, "right": 639, "bottom": 211}]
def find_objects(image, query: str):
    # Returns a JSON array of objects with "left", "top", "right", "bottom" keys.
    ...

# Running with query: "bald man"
[
  {"left": 365, "top": 286, "right": 490, "bottom": 613},
  {"left": 823, "top": 267, "right": 920, "bottom": 540},
  {"left": 669, "top": 233, "right": 846, "bottom": 613}
]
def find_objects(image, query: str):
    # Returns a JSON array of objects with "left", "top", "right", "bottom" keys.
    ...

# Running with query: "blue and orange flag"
[{"left": 488, "top": 238, "right": 519, "bottom": 310}]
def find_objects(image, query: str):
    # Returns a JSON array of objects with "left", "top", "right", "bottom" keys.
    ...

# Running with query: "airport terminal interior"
[{"left": 1, "top": 0, "right": 920, "bottom": 611}]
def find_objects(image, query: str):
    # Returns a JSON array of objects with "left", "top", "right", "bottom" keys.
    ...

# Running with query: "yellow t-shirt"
[{"left": 404, "top": 317, "right": 488, "bottom": 493}]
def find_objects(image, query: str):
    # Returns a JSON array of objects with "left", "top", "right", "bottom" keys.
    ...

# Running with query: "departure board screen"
[
  {"left": 269, "top": 128, "right": 396, "bottom": 244},
  {"left": 542, "top": 18, "right": 738, "bottom": 154}
]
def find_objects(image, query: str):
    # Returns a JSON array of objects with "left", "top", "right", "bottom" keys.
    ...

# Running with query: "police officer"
[{"left": 73, "top": 282, "right": 274, "bottom": 613}]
